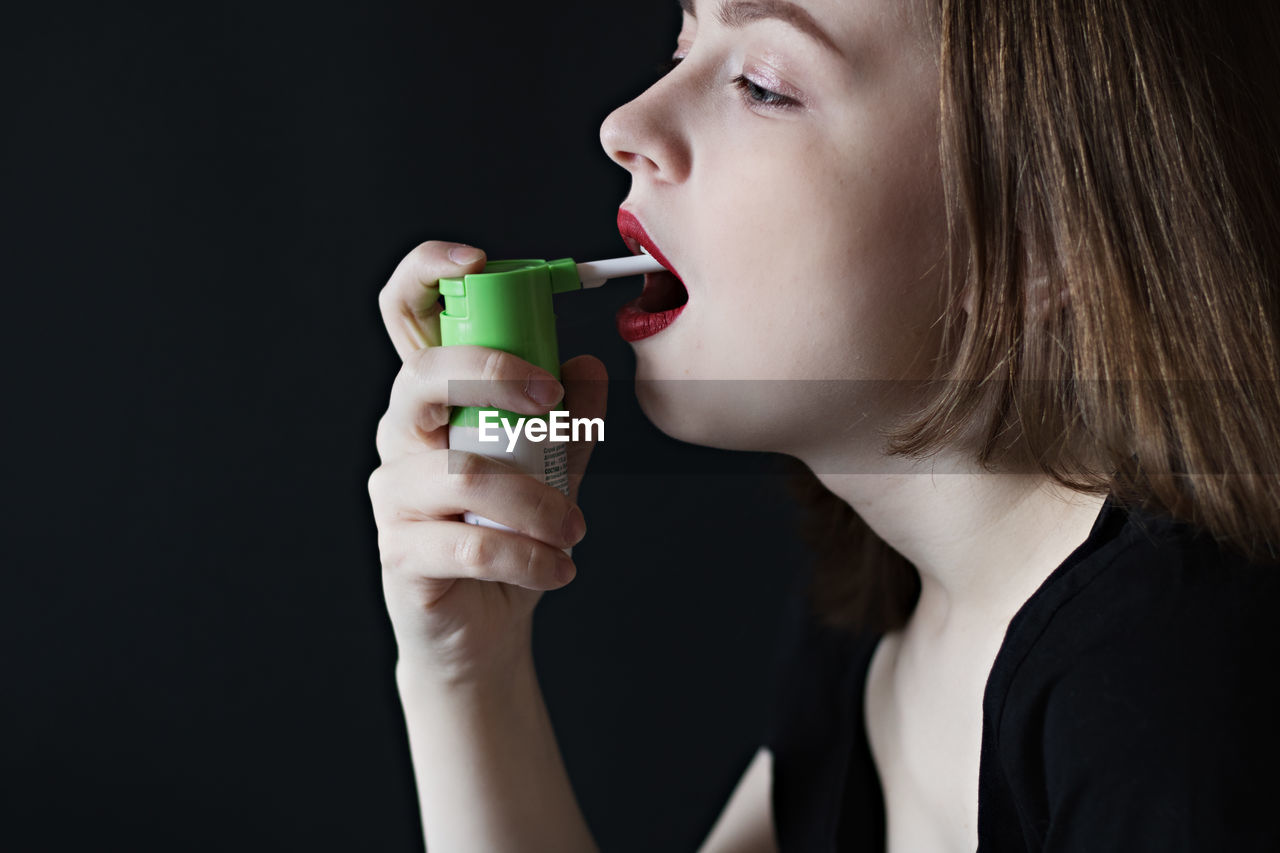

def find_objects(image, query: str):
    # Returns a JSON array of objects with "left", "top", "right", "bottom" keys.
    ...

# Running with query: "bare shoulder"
[{"left": 697, "top": 746, "right": 778, "bottom": 853}]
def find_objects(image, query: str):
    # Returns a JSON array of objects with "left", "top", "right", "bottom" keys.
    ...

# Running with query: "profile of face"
[{"left": 600, "top": 0, "right": 950, "bottom": 470}]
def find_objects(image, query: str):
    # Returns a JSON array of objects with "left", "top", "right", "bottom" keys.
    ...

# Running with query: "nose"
[{"left": 599, "top": 81, "right": 691, "bottom": 185}]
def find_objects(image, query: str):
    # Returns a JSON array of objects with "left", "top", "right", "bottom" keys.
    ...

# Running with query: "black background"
[{"left": 5, "top": 1, "right": 812, "bottom": 850}]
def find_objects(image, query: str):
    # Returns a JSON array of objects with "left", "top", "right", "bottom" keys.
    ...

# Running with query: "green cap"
[{"left": 438, "top": 258, "right": 580, "bottom": 428}]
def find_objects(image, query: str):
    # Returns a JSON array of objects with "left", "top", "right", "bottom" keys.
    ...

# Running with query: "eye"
[
  {"left": 654, "top": 55, "right": 801, "bottom": 111},
  {"left": 733, "top": 75, "right": 797, "bottom": 109}
]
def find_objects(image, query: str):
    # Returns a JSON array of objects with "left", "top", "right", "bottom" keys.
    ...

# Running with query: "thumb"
[{"left": 559, "top": 354, "right": 608, "bottom": 504}]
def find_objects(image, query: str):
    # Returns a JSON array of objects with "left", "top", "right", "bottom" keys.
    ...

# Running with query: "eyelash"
[{"left": 654, "top": 56, "right": 799, "bottom": 110}]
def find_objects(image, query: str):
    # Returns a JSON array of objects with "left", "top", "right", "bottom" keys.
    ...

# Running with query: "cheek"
[
  {"left": 788, "top": 137, "right": 947, "bottom": 379},
  {"left": 677, "top": 146, "right": 852, "bottom": 377},
  {"left": 693, "top": 207, "right": 944, "bottom": 385}
]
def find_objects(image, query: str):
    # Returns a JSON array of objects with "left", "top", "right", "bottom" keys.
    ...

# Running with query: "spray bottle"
[{"left": 436, "top": 253, "right": 664, "bottom": 545}]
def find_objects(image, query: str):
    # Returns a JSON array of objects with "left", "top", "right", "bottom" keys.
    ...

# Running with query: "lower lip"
[
  {"left": 615, "top": 276, "right": 687, "bottom": 342},
  {"left": 615, "top": 300, "right": 685, "bottom": 342}
]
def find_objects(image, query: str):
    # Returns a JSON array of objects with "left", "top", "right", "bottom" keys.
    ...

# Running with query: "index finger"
[{"left": 378, "top": 240, "right": 488, "bottom": 361}]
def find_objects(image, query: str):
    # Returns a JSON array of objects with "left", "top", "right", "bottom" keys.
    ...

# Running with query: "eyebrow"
[{"left": 678, "top": 0, "right": 845, "bottom": 60}]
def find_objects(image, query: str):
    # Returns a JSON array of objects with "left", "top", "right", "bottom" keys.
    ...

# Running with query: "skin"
[{"left": 599, "top": 1, "right": 1106, "bottom": 851}]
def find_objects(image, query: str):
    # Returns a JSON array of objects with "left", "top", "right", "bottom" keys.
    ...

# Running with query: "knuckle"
[
  {"left": 408, "top": 240, "right": 440, "bottom": 269},
  {"left": 377, "top": 277, "right": 400, "bottom": 311},
  {"left": 418, "top": 402, "right": 450, "bottom": 437},
  {"left": 452, "top": 451, "right": 490, "bottom": 494},
  {"left": 408, "top": 241, "right": 452, "bottom": 280},
  {"left": 523, "top": 541, "right": 543, "bottom": 582},
  {"left": 403, "top": 345, "right": 434, "bottom": 385},
  {"left": 367, "top": 465, "right": 387, "bottom": 503},
  {"left": 414, "top": 239, "right": 445, "bottom": 258},
  {"left": 453, "top": 528, "right": 491, "bottom": 570},
  {"left": 479, "top": 348, "right": 509, "bottom": 385},
  {"left": 375, "top": 528, "right": 407, "bottom": 573},
  {"left": 526, "top": 484, "right": 562, "bottom": 539},
  {"left": 374, "top": 414, "right": 395, "bottom": 459}
]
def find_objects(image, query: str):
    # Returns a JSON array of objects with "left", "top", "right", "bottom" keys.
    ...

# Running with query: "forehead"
[{"left": 680, "top": 0, "right": 935, "bottom": 62}]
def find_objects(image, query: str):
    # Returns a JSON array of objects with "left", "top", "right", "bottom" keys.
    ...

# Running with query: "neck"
[{"left": 807, "top": 451, "right": 1106, "bottom": 635}]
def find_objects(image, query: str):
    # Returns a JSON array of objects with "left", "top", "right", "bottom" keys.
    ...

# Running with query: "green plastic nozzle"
[{"left": 437, "top": 258, "right": 581, "bottom": 429}]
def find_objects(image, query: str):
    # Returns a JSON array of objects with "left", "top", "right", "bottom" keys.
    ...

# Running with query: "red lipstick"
[{"left": 614, "top": 209, "right": 688, "bottom": 342}]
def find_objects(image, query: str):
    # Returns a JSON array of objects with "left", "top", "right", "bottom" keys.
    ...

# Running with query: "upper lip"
[{"left": 617, "top": 208, "right": 683, "bottom": 283}]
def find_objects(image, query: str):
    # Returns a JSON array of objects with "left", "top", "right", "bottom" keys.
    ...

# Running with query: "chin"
[
  {"left": 633, "top": 375, "right": 706, "bottom": 443},
  {"left": 632, "top": 374, "right": 800, "bottom": 454}
]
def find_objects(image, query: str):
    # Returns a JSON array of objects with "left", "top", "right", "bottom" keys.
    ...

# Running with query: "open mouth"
[
  {"left": 616, "top": 209, "right": 689, "bottom": 341},
  {"left": 636, "top": 248, "right": 689, "bottom": 313}
]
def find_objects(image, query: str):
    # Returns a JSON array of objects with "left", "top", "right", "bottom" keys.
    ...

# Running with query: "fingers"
[
  {"left": 375, "top": 345, "right": 565, "bottom": 461},
  {"left": 378, "top": 240, "right": 488, "bottom": 361},
  {"left": 368, "top": 449, "right": 586, "bottom": 591},
  {"left": 368, "top": 449, "right": 587, "bottom": 551},
  {"left": 379, "top": 520, "right": 576, "bottom": 592}
]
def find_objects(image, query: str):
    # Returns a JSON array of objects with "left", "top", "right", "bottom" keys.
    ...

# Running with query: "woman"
[{"left": 368, "top": 0, "right": 1280, "bottom": 849}]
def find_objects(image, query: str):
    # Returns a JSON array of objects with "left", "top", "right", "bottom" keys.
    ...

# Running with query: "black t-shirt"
[{"left": 764, "top": 496, "right": 1280, "bottom": 851}]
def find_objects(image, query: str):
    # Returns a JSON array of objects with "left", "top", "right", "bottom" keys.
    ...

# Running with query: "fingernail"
[
  {"left": 526, "top": 376, "right": 564, "bottom": 406},
  {"left": 561, "top": 505, "right": 587, "bottom": 545},
  {"left": 448, "top": 245, "right": 485, "bottom": 265}
]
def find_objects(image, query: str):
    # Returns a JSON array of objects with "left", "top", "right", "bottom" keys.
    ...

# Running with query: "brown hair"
[{"left": 795, "top": 0, "right": 1280, "bottom": 633}]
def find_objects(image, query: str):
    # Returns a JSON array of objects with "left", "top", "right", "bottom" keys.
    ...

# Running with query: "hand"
[{"left": 368, "top": 241, "right": 608, "bottom": 687}]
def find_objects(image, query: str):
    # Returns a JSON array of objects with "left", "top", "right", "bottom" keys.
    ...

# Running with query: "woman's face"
[{"left": 600, "top": 0, "right": 948, "bottom": 465}]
